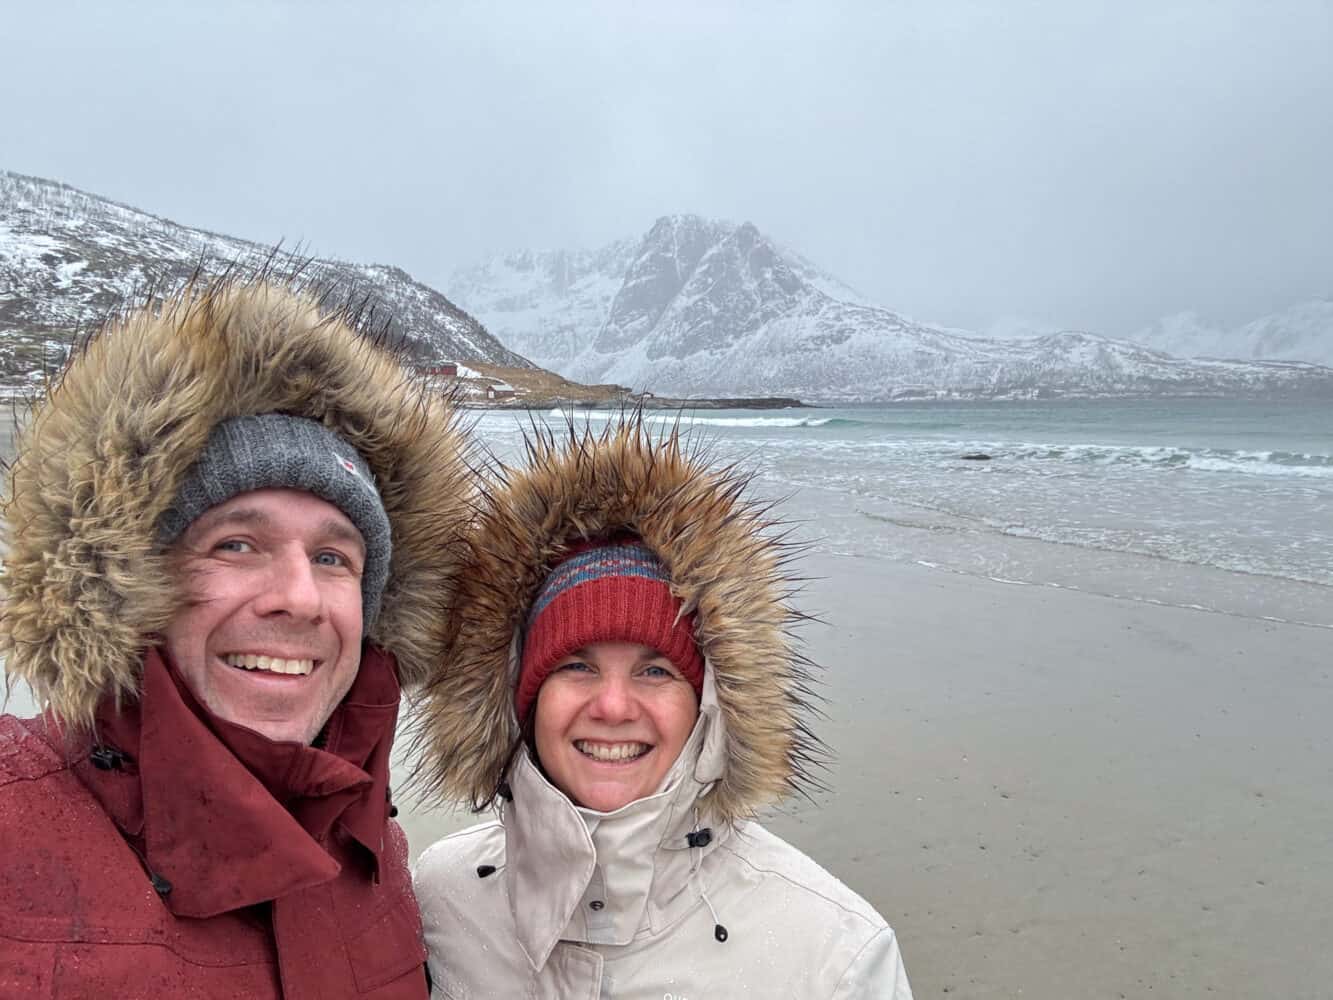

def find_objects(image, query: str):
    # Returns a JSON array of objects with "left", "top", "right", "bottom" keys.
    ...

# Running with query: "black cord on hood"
[{"left": 686, "top": 822, "right": 728, "bottom": 944}]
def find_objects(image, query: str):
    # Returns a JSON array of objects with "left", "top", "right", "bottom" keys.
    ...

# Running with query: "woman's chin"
[
  {"left": 568, "top": 778, "right": 647, "bottom": 813},
  {"left": 550, "top": 745, "right": 666, "bottom": 811}
]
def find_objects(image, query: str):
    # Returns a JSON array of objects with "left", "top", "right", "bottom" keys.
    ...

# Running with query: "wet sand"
[{"left": 397, "top": 553, "right": 1333, "bottom": 999}]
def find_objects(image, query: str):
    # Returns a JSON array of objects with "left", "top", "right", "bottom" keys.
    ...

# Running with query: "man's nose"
[{"left": 253, "top": 547, "right": 324, "bottom": 621}]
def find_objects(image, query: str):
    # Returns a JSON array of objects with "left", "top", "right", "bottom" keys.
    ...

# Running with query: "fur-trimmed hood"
[
  {"left": 2, "top": 277, "right": 474, "bottom": 728},
  {"left": 410, "top": 415, "right": 822, "bottom": 825}
]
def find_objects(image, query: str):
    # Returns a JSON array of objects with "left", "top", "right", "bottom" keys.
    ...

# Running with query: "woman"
[{"left": 411, "top": 416, "right": 913, "bottom": 999}]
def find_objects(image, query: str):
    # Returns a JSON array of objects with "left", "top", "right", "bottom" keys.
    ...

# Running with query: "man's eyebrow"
[
  {"left": 187, "top": 507, "right": 366, "bottom": 554},
  {"left": 316, "top": 519, "right": 367, "bottom": 554},
  {"left": 191, "top": 506, "right": 273, "bottom": 534}
]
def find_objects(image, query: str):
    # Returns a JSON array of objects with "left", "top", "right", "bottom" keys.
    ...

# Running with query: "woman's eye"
[
  {"left": 557, "top": 660, "right": 593, "bottom": 673},
  {"left": 642, "top": 664, "right": 675, "bottom": 679}
]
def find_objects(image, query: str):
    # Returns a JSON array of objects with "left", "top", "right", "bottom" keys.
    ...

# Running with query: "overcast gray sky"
[{"left": 7, "top": 0, "right": 1331, "bottom": 336}]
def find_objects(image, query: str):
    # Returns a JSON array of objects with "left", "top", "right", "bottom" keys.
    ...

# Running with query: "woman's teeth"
[
  {"left": 223, "top": 654, "right": 314, "bottom": 676},
  {"left": 574, "top": 740, "right": 650, "bottom": 762}
]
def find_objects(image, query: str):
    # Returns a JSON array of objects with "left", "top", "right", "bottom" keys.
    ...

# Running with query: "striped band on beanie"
[{"left": 515, "top": 538, "right": 704, "bottom": 723}]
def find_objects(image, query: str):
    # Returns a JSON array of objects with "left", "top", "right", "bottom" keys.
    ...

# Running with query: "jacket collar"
[
  {"left": 504, "top": 666, "right": 729, "bottom": 971},
  {"left": 80, "top": 645, "right": 400, "bottom": 919}
]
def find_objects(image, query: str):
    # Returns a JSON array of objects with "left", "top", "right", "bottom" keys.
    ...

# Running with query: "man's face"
[{"left": 161, "top": 488, "right": 365, "bottom": 744}]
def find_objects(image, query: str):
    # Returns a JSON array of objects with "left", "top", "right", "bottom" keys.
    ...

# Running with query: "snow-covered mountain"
[
  {"left": 1130, "top": 302, "right": 1333, "bottom": 368},
  {"left": 448, "top": 216, "right": 871, "bottom": 376},
  {"left": 449, "top": 239, "right": 639, "bottom": 371},
  {"left": 0, "top": 170, "right": 532, "bottom": 383},
  {"left": 450, "top": 215, "right": 1333, "bottom": 401}
]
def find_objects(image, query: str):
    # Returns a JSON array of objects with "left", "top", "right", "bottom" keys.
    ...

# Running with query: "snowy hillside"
[
  {"left": 450, "top": 215, "right": 1333, "bottom": 401},
  {"left": 0, "top": 170, "right": 532, "bottom": 381},
  {"left": 448, "top": 239, "right": 639, "bottom": 370},
  {"left": 1131, "top": 302, "right": 1333, "bottom": 368}
]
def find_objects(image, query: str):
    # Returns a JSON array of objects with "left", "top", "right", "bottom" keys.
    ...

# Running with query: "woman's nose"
[{"left": 588, "top": 674, "right": 638, "bottom": 722}]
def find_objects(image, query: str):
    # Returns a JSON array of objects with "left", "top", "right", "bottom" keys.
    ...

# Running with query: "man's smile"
[{"left": 222, "top": 653, "right": 316, "bottom": 676}]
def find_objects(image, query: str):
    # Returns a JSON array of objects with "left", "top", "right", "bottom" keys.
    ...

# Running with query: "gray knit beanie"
[{"left": 157, "top": 414, "right": 392, "bottom": 631}]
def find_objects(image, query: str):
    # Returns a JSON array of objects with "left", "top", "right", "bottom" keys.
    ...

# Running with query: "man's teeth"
[
  {"left": 223, "top": 654, "right": 314, "bottom": 676},
  {"left": 574, "top": 740, "right": 650, "bottom": 762}
]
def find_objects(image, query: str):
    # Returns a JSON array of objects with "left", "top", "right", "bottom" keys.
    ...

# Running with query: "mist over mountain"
[
  {"left": 1128, "top": 302, "right": 1333, "bottom": 368},
  {"left": 0, "top": 170, "right": 532, "bottom": 383},
  {"left": 5, "top": 171, "right": 1326, "bottom": 403},
  {"left": 448, "top": 238, "right": 640, "bottom": 372},
  {"left": 450, "top": 215, "right": 1333, "bottom": 401}
]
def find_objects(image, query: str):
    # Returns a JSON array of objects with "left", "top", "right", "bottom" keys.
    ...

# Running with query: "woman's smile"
[
  {"left": 573, "top": 739, "right": 653, "bottom": 763},
  {"left": 534, "top": 641, "right": 699, "bottom": 812}
]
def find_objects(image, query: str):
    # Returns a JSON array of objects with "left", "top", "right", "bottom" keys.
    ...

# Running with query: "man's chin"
[
  {"left": 220, "top": 713, "right": 320, "bottom": 745},
  {"left": 203, "top": 692, "right": 327, "bottom": 745}
]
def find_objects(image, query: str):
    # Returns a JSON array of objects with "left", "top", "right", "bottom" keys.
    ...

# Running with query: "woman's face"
[{"left": 533, "top": 641, "right": 700, "bottom": 812}]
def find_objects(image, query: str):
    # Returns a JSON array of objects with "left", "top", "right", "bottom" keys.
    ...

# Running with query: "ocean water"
[{"left": 470, "top": 399, "right": 1332, "bottom": 629}]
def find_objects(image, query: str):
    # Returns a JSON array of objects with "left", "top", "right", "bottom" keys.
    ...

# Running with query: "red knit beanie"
[{"left": 515, "top": 538, "right": 704, "bottom": 723}]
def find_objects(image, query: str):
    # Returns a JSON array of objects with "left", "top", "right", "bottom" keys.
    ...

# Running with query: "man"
[{"left": 0, "top": 278, "right": 472, "bottom": 998}]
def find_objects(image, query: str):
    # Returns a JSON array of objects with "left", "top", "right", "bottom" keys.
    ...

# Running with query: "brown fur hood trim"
[
  {"left": 2, "top": 277, "right": 474, "bottom": 728},
  {"left": 409, "top": 415, "right": 823, "bottom": 824}
]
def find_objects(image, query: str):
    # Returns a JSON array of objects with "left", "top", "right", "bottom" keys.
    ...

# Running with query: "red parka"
[
  {"left": 0, "top": 648, "right": 428, "bottom": 999},
  {"left": 0, "top": 282, "right": 474, "bottom": 999}
]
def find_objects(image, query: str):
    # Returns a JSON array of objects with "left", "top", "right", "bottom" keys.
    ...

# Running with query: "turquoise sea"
[{"left": 472, "top": 398, "right": 1332, "bottom": 629}]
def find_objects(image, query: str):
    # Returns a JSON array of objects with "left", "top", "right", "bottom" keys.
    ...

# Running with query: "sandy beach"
[{"left": 396, "top": 551, "right": 1333, "bottom": 999}]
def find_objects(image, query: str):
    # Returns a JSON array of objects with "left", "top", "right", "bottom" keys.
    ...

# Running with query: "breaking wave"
[
  {"left": 555, "top": 410, "right": 864, "bottom": 430},
  {"left": 957, "top": 443, "right": 1333, "bottom": 478}
]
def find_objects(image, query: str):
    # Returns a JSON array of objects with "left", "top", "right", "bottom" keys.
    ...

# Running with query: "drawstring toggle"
[{"left": 90, "top": 745, "right": 132, "bottom": 771}]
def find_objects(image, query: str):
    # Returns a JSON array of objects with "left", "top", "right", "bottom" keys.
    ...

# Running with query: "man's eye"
[
  {"left": 215, "top": 539, "right": 253, "bottom": 554},
  {"left": 314, "top": 551, "right": 346, "bottom": 568}
]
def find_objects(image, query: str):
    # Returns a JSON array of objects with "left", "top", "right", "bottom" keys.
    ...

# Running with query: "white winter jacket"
[
  {"left": 410, "top": 418, "right": 914, "bottom": 1000},
  {"left": 416, "top": 672, "right": 911, "bottom": 999}
]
